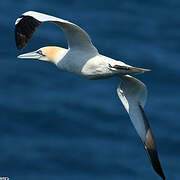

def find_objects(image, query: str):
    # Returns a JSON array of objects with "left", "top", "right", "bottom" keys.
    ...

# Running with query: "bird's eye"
[{"left": 36, "top": 50, "right": 45, "bottom": 56}]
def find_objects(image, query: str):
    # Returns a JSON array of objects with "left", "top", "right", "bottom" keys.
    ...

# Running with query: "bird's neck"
[{"left": 51, "top": 47, "right": 68, "bottom": 65}]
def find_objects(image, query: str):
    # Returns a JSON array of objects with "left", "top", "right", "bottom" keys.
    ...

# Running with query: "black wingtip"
[
  {"left": 15, "top": 15, "right": 41, "bottom": 50},
  {"left": 146, "top": 148, "right": 166, "bottom": 180},
  {"left": 139, "top": 104, "right": 166, "bottom": 180}
]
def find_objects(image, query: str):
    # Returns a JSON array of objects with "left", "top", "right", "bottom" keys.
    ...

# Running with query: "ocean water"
[{"left": 0, "top": 0, "right": 180, "bottom": 179}]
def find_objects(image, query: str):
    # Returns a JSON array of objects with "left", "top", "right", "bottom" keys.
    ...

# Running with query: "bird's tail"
[
  {"left": 127, "top": 66, "right": 151, "bottom": 74},
  {"left": 109, "top": 64, "right": 151, "bottom": 74}
]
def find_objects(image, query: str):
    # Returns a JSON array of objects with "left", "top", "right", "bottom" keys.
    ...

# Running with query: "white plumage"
[{"left": 15, "top": 11, "right": 165, "bottom": 179}]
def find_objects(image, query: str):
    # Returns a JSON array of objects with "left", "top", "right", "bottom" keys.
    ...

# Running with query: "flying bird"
[{"left": 15, "top": 11, "right": 165, "bottom": 179}]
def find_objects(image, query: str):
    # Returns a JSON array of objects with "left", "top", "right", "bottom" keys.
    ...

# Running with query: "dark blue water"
[{"left": 0, "top": 0, "right": 179, "bottom": 179}]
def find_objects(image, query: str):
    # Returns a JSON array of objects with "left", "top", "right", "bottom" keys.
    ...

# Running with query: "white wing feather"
[
  {"left": 117, "top": 75, "right": 147, "bottom": 141},
  {"left": 15, "top": 11, "right": 165, "bottom": 179},
  {"left": 15, "top": 11, "right": 98, "bottom": 53},
  {"left": 117, "top": 75, "right": 165, "bottom": 180}
]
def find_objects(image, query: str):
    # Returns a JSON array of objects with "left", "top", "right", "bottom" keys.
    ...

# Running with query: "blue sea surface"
[{"left": 0, "top": 0, "right": 180, "bottom": 179}]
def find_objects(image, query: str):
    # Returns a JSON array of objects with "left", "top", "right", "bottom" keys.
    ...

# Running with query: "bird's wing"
[
  {"left": 117, "top": 75, "right": 165, "bottom": 180},
  {"left": 15, "top": 11, "right": 98, "bottom": 54}
]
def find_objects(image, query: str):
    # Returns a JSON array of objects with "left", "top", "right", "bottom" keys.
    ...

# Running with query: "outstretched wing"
[
  {"left": 117, "top": 75, "right": 165, "bottom": 180},
  {"left": 15, "top": 11, "right": 98, "bottom": 53}
]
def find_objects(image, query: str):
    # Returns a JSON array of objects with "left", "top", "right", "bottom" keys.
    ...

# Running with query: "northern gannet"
[{"left": 15, "top": 11, "right": 165, "bottom": 179}]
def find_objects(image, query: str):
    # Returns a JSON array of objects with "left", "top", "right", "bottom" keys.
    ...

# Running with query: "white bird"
[{"left": 15, "top": 11, "right": 165, "bottom": 179}]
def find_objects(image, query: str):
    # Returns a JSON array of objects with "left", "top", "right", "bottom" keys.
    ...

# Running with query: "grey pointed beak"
[{"left": 17, "top": 51, "right": 41, "bottom": 59}]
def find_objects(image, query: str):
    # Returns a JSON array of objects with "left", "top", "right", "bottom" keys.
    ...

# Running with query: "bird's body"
[
  {"left": 18, "top": 46, "right": 148, "bottom": 80},
  {"left": 54, "top": 49, "right": 145, "bottom": 79},
  {"left": 15, "top": 11, "right": 165, "bottom": 179}
]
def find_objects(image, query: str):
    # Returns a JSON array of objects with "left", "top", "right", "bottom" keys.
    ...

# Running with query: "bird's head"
[{"left": 17, "top": 46, "right": 67, "bottom": 64}]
